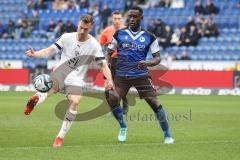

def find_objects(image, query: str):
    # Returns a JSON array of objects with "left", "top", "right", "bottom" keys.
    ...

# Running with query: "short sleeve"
[
  {"left": 150, "top": 39, "right": 160, "bottom": 54},
  {"left": 107, "top": 37, "right": 118, "bottom": 51},
  {"left": 107, "top": 30, "right": 119, "bottom": 51},
  {"left": 94, "top": 42, "right": 106, "bottom": 63},
  {"left": 50, "top": 34, "right": 65, "bottom": 52}
]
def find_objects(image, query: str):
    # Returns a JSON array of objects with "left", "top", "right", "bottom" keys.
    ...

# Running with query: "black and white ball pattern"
[{"left": 34, "top": 74, "right": 53, "bottom": 93}]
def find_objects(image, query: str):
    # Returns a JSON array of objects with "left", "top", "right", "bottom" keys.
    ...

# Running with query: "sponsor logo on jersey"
[{"left": 122, "top": 42, "right": 145, "bottom": 51}]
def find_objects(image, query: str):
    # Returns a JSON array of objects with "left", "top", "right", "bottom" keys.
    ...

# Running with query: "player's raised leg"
[
  {"left": 24, "top": 88, "right": 55, "bottom": 115},
  {"left": 53, "top": 94, "right": 81, "bottom": 148}
]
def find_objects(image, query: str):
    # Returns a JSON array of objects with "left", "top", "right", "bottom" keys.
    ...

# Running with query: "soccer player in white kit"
[{"left": 24, "top": 15, "right": 113, "bottom": 147}]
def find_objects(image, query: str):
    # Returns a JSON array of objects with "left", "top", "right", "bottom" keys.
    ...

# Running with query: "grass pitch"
[{"left": 0, "top": 91, "right": 240, "bottom": 160}]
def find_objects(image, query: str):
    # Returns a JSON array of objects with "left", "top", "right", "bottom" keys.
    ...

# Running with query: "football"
[{"left": 34, "top": 74, "right": 53, "bottom": 93}]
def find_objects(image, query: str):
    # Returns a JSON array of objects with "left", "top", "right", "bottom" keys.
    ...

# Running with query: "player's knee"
[
  {"left": 69, "top": 100, "right": 80, "bottom": 111},
  {"left": 70, "top": 99, "right": 80, "bottom": 106},
  {"left": 105, "top": 89, "right": 120, "bottom": 108},
  {"left": 145, "top": 97, "right": 161, "bottom": 112},
  {"left": 68, "top": 95, "right": 81, "bottom": 108}
]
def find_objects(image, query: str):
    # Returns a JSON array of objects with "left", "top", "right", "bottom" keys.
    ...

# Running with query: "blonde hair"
[{"left": 80, "top": 15, "right": 94, "bottom": 24}]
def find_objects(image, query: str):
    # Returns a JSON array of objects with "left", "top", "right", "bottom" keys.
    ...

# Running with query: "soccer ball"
[{"left": 34, "top": 74, "right": 53, "bottom": 93}]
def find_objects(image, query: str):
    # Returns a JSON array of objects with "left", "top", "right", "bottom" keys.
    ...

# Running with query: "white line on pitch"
[{"left": 0, "top": 140, "right": 239, "bottom": 150}]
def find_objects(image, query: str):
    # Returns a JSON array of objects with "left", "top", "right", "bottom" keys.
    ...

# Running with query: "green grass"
[{"left": 0, "top": 91, "right": 240, "bottom": 160}]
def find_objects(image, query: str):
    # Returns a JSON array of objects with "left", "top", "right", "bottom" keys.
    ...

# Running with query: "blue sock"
[
  {"left": 156, "top": 107, "right": 172, "bottom": 138},
  {"left": 112, "top": 106, "right": 127, "bottom": 128}
]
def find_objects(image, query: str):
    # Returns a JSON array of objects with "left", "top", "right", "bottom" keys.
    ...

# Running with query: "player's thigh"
[
  {"left": 67, "top": 94, "right": 83, "bottom": 110},
  {"left": 114, "top": 76, "right": 131, "bottom": 100},
  {"left": 65, "top": 85, "right": 83, "bottom": 107},
  {"left": 110, "top": 58, "right": 117, "bottom": 78},
  {"left": 133, "top": 76, "right": 157, "bottom": 99}
]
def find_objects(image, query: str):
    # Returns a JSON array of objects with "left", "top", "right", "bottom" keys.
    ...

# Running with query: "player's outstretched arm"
[
  {"left": 138, "top": 52, "right": 161, "bottom": 70},
  {"left": 25, "top": 46, "right": 56, "bottom": 58}
]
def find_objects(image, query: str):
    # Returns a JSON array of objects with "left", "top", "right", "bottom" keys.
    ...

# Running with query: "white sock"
[
  {"left": 57, "top": 109, "right": 77, "bottom": 139},
  {"left": 35, "top": 92, "right": 48, "bottom": 106}
]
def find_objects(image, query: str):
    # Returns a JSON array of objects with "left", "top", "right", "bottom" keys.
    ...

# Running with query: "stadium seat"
[{"left": 0, "top": 0, "right": 239, "bottom": 64}]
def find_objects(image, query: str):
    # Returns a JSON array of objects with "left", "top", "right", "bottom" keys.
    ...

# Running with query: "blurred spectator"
[
  {"left": 87, "top": 6, "right": 94, "bottom": 15},
  {"left": 171, "top": 53, "right": 178, "bottom": 60},
  {"left": 27, "top": 0, "right": 35, "bottom": 9},
  {"left": 146, "top": 0, "right": 160, "bottom": 8},
  {"left": 155, "top": 19, "right": 166, "bottom": 37},
  {"left": 205, "top": 17, "right": 219, "bottom": 37},
  {"left": 125, "top": 0, "right": 136, "bottom": 10},
  {"left": 66, "top": 0, "right": 78, "bottom": 10},
  {"left": 19, "top": 12, "right": 28, "bottom": 23},
  {"left": 171, "top": 0, "right": 184, "bottom": 8},
  {"left": 178, "top": 27, "right": 188, "bottom": 46},
  {"left": 181, "top": 51, "right": 190, "bottom": 60},
  {"left": 29, "top": 10, "right": 40, "bottom": 29},
  {"left": 79, "top": 0, "right": 89, "bottom": 9},
  {"left": 54, "top": 20, "right": 65, "bottom": 38},
  {"left": 53, "top": 0, "right": 67, "bottom": 10},
  {"left": 196, "top": 16, "right": 207, "bottom": 37},
  {"left": 101, "top": 5, "right": 112, "bottom": 29},
  {"left": 180, "top": 50, "right": 191, "bottom": 60},
  {"left": 136, "top": 0, "right": 146, "bottom": 5},
  {"left": 65, "top": 20, "right": 76, "bottom": 33},
  {"left": 15, "top": 19, "right": 32, "bottom": 39},
  {"left": 159, "top": 0, "right": 172, "bottom": 8},
  {"left": 147, "top": 19, "right": 156, "bottom": 33},
  {"left": 93, "top": 5, "right": 100, "bottom": 17},
  {"left": 34, "top": 0, "right": 47, "bottom": 10},
  {"left": 194, "top": 0, "right": 205, "bottom": 15},
  {"left": 21, "top": 21, "right": 32, "bottom": 38},
  {"left": 15, "top": 20, "right": 23, "bottom": 39},
  {"left": 205, "top": 0, "right": 219, "bottom": 15},
  {"left": 159, "top": 25, "right": 173, "bottom": 49},
  {"left": 3, "top": 20, "right": 15, "bottom": 39},
  {"left": 0, "top": 21, "right": 5, "bottom": 38},
  {"left": 46, "top": 19, "right": 56, "bottom": 39},
  {"left": 47, "top": 19, "right": 56, "bottom": 32},
  {"left": 171, "top": 27, "right": 181, "bottom": 45},
  {"left": 147, "top": 0, "right": 175, "bottom": 8},
  {"left": 185, "top": 16, "right": 196, "bottom": 32},
  {"left": 187, "top": 25, "right": 200, "bottom": 46}
]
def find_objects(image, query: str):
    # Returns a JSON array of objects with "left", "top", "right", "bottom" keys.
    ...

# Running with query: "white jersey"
[{"left": 51, "top": 32, "right": 105, "bottom": 87}]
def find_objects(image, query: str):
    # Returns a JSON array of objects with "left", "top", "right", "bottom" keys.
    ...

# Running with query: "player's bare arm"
[
  {"left": 138, "top": 52, "right": 161, "bottom": 70},
  {"left": 25, "top": 46, "right": 56, "bottom": 58},
  {"left": 99, "top": 60, "right": 114, "bottom": 89}
]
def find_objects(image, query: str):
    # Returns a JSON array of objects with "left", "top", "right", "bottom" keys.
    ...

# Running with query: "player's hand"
[
  {"left": 105, "top": 80, "right": 114, "bottom": 90},
  {"left": 138, "top": 60, "right": 149, "bottom": 70},
  {"left": 25, "top": 47, "right": 35, "bottom": 57}
]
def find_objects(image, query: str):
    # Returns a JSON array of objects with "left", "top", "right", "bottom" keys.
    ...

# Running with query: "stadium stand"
[{"left": 0, "top": 0, "right": 239, "bottom": 69}]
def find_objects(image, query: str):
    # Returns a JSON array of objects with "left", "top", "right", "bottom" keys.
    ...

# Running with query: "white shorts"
[{"left": 51, "top": 64, "right": 91, "bottom": 94}]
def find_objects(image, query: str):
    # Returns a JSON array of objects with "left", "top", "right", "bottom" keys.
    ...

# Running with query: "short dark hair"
[
  {"left": 112, "top": 10, "right": 122, "bottom": 16},
  {"left": 80, "top": 14, "right": 94, "bottom": 24},
  {"left": 130, "top": 6, "right": 143, "bottom": 16}
]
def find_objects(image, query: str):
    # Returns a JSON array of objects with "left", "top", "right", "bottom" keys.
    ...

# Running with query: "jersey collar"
[
  {"left": 128, "top": 26, "right": 142, "bottom": 35},
  {"left": 125, "top": 27, "right": 145, "bottom": 40}
]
